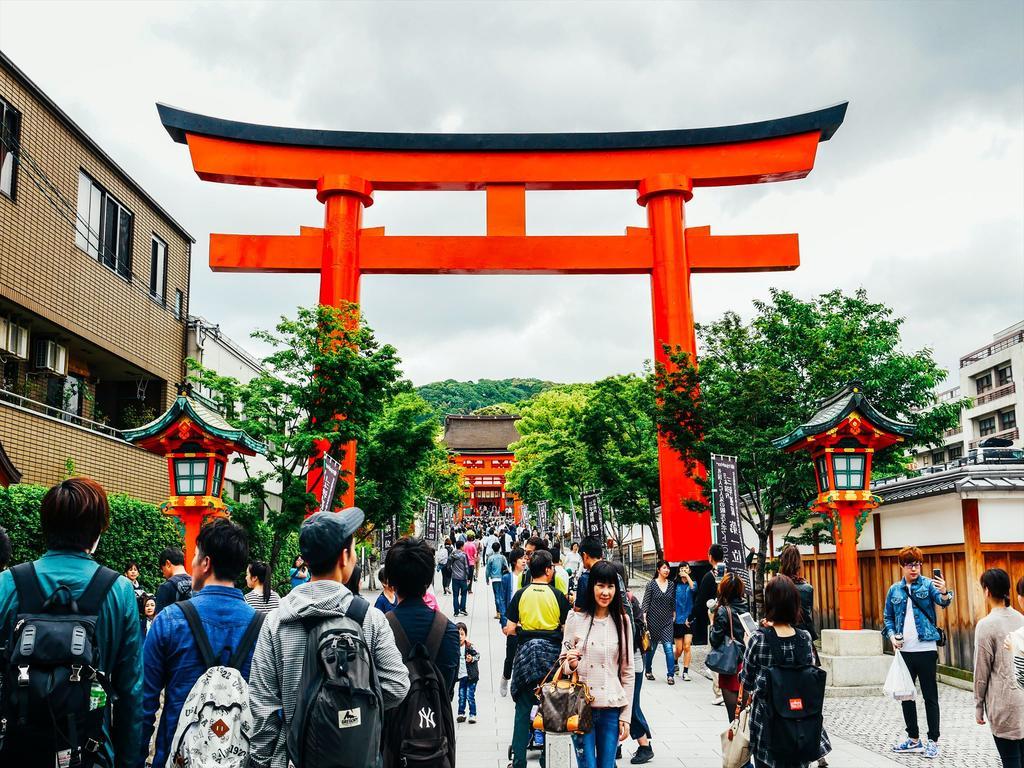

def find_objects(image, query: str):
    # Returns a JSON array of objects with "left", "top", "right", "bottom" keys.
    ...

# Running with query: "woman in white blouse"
[{"left": 561, "top": 559, "right": 635, "bottom": 768}]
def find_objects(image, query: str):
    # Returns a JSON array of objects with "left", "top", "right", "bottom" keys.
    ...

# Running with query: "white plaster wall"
[
  {"left": 978, "top": 497, "right": 1024, "bottom": 543},
  {"left": 879, "top": 494, "right": 964, "bottom": 549}
]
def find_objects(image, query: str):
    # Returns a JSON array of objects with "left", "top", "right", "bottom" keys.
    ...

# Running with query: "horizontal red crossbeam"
[{"left": 210, "top": 227, "right": 798, "bottom": 275}]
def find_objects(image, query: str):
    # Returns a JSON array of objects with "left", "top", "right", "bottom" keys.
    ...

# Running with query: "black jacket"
[
  {"left": 795, "top": 579, "right": 817, "bottom": 640},
  {"left": 689, "top": 569, "right": 719, "bottom": 642},
  {"left": 709, "top": 598, "right": 749, "bottom": 649}
]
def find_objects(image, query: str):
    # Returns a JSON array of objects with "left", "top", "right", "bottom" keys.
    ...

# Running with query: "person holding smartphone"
[
  {"left": 882, "top": 546, "right": 954, "bottom": 759},
  {"left": 673, "top": 563, "right": 697, "bottom": 681}
]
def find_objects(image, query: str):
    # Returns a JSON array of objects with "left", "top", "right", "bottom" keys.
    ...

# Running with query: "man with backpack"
[
  {"left": 248, "top": 507, "right": 410, "bottom": 768},
  {"left": 141, "top": 518, "right": 263, "bottom": 768},
  {"left": 0, "top": 478, "right": 144, "bottom": 768},
  {"left": 449, "top": 539, "right": 471, "bottom": 616},
  {"left": 383, "top": 536, "right": 460, "bottom": 768},
  {"left": 155, "top": 546, "right": 192, "bottom": 613}
]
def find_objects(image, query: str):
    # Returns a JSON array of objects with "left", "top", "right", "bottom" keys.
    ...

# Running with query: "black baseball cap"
[{"left": 300, "top": 507, "right": 364, "bottom": 567}]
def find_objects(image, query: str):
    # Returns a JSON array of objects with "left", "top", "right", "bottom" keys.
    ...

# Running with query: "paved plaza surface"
[{"left": 400, "top": 573, "right": 1003, "bottom": 768}]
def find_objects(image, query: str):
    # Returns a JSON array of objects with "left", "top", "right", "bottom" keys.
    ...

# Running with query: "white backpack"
[{"left": 166, "top": 602, "right": 265, "bottom": 768}]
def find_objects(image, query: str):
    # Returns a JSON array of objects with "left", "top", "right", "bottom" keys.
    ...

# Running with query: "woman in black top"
[
  {"left": 779, "top": 545, "right": 817, "bottom": 640},
  {"left": 641, "top": 560, "right": 677, "bottom": 683},
  {"left": 709, "top": 572, "right": 749, "bottom": 723}
]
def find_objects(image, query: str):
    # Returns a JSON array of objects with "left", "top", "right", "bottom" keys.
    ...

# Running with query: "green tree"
[
  {"left": 656, "top": 288, "right": 967, "bottom": 615},
  {"left": 471, "top": 403, "right": 519, "bottom": 416},
  {"left": 416, "top": 378, "right": 554, "bottom": 416}
]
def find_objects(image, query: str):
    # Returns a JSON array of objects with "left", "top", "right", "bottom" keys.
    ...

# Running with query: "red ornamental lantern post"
[
  {"left": 123, "top": 384, "right": 266, "bottom": 566},
  {"left": 774, "top": 382, "right": 915, "bottom": 630}
]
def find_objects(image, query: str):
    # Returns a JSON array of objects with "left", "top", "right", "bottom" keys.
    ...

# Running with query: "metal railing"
[
  {"left": 974, "top": 382, "right": 1016, "bottom": 406},
  {"left": 969, "top": 427, "right": 1020, "bottom": 450},
  {"left": 960, "top": 331, "right": 1024, "bottom": 368},
  {"left": 0, "top": 388, "right": 124, "bottom": 440},
  {"left": 944, "top": 427, "right": 963, "bottom": 438}
]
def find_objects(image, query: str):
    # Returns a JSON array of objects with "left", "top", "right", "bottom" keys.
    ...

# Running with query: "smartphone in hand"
[
  {"left": 932, "top": 568, "right": 942, "bottom": 579},
  {"left": 737, "top": 612, "right": 758, "bottom": 637}
]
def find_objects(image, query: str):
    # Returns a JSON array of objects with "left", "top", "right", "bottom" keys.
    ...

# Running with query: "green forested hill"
[{"left": 416, "top": 378, "right": 555, "bottom": 416}]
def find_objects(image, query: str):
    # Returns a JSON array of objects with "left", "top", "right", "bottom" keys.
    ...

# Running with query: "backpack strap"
[
  {"left": 76, "top": 566, "right": 119, "bottom": 615},
  {"left": 227, "top": 612, "right": 266, "bottom": 671},
  {"left": 423, "top": 610, "right": 449, "bottom": 661},
  {"left": 178, "top": 600, "right": 217, "bottom": 670},
  {"left": 346, "top": 595, "right": 370, "bottom": 627},
  {"left": 10, "top": 562, "right": 45, "bottom": 613},
  {"left": 386, "top": 610, "right": 413, "bottom": 659}
]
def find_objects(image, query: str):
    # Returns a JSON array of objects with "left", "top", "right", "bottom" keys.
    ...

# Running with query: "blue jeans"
[
  {"left": 572, "top": 706, "right": 623, "bottom": 768},
  {"left": 452, "top": 578, "right": 468, "bottom": 613},
  {"left": 491, "top": 581, "right": 507, "bottom": 624},
  {"left": 458, "top": 678, "right": 477, "bottom": 716},
  {"left": 644, "top": 639, "right": 676, "bottom": 677},
  {"left": 629, "top": 671, "right": 651, "bottom": 741}
]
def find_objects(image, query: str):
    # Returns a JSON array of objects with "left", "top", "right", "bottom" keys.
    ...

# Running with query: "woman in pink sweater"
[{"left": 561, "top": 559, "right": 634, "bottom": 768}]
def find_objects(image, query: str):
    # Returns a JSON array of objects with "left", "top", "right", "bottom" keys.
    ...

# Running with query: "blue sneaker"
[
  {"left": 892, "top": 738, "right": 924, "bottom": 753},
  {"left": 923, "top": 740, "right": 939, "bottom": 758}
]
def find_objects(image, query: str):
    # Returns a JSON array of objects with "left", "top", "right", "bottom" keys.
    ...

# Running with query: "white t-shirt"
[{"left": 901, "top": 582, "right": 936, "bottom": 653}]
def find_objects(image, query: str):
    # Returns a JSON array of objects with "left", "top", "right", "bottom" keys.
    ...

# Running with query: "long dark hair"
[
  {"left": 249, "top": 561, "right": 271, "bottom": 603},
  {"left": 581, "top": 560, "right": 629, "bottom": 680}
]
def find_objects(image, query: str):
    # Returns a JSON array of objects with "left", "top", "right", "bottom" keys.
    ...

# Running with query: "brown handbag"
[{"left": 534, "top": 662, "right": 595, "bottom": 735}]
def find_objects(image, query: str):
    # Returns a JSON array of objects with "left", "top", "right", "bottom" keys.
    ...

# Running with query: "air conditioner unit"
[
  {"left": 33, "top": 339, "right": 67, "bottom": 376},
  {"left": 1, "top": 318, "right": 30, "bottom": 359}
]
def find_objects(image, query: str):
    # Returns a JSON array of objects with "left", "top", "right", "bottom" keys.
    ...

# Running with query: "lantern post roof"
[
  {"left": 122, "top": 386, "right": 266, "bottom": 455},
  {"left": 772, "top": 382, "right": 915, "bottom": 452}
]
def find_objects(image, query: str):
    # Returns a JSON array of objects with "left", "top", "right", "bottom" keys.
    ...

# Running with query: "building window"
[
  {"left": 978, "top": 416, "right": 997, "bottom": 437},
  {"left": 174, "top": 290, "right": 184, "bottom": 320},
  {"left": 833, "top": 454, "right": 866, "bottom": 490},
  {"left": 976, "top": 373, "right": 993, "bottom": 394},
  {"left": 0, "top": 95, "right": 20, "bottom": 200},
  {"left": 75, "top": 170, "right": 133, "bottom": 279},
  {"left": 1001, "top": 410, "right": 1017, "bottom": 430},
  {"left": 150, "top": 235, "right": 167, "bottom": 302},
  {"left": 997, "top": 365, "right": 1013, "bottom": 386},
  {"left": 931, "top": 451, "right": 945, "bottom": 465},
  {"left": 949, "top": 445, "right": 963, "bottom": 460}
]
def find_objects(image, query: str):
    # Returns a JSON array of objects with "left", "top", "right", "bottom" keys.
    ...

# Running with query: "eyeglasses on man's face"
[{"left": 902, "top": 561, "right": 922, "bottom": 570}]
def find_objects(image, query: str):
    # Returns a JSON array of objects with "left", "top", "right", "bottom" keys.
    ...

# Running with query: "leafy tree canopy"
[{"left": 416, "top": 378, "right": 555, "bottom": 417}]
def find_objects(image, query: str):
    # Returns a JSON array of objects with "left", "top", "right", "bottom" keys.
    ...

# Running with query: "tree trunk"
[
  {"left": 648, "top": 503, "right": 664, "bottom": 562},
  {"left": 752, "top": 533, "right": 769, "bottom": 620}
]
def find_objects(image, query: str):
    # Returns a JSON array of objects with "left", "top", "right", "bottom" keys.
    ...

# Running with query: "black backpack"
[
  {"left": 762, "top": 627, "right": 826, "bottom": 763},
  {"left": 0, "top": 562, "right": 120, "bottom": 768},
  {"left": 383, "top": 611, "right": 456, "bottom": 768},
  {"left": 286, "top": 597, "right": 384, "bottom": 768}
]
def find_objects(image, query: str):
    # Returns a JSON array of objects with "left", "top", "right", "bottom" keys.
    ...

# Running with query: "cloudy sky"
[{"left": 2, "top": 1, "right": 1022, "bottom": 387}]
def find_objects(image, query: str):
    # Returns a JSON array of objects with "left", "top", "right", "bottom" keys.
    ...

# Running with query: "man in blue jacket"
[
  {"left": 882, "top": 545, "right": 953, "bottom": 759},
  {"left": 0, "top": 478, "right": 143, "bottom": 768},
  {"left": 141, "top": 518, "right": 258, "bottom": 768}
]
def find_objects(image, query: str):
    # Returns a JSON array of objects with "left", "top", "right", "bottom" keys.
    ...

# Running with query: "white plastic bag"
[{"left": 884, "top": 650, "right": 916, "bottom": 701}]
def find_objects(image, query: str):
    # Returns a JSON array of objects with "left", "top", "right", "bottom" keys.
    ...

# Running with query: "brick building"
[
  {"left": 0, "top": 52, "right": 193, "bottom": 502},
  {"left": 442, "top": 414, "right": 522, "bottom": 521}
]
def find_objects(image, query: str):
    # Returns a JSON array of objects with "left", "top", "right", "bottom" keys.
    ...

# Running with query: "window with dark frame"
[
  {"left": 931, "top": 451, "right": 945, "bottom": 465},
  {"left": 1001, "top": 409, "right": 1017, "bottom": 430},
  {"left": 150, "top": 235, "right": 167, "bottom": 302},
  {"left": 978, "top": 416, "right": 997, "bottom": 437},
  {"left": 997, "top": 365, "right": 1013, "bottom": 386},
  {"left": 832, "top": 454, "right": 866, "bottom": 490},
  {"left": 75, "top": 170, "right": 133, "bottom": 279},
  {"left": 976, "top": 373, "right": 993, "bottom": 394},
  {"left": 949, "top": 445, "right": 963, "bottom": 460},
  {"left": 174, "top": 289, "right": 184, "bottom": 320},
  {"left": 0, "top": 94, "right": 20, "bottom": 200}
]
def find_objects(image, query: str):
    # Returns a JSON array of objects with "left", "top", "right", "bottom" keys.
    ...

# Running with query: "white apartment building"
[
  {"left": 186, "top": 316, "right": 283, "bottom": 512},
  {"left": 915, "top": 320, "right": 1023, "bottom": 468}
]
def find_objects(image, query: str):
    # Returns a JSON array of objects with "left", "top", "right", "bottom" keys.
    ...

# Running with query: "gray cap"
[{"left": 300, "top": 507, "right": 365, "bottom": 567}]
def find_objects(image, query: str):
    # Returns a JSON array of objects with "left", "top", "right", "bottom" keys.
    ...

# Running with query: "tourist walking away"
[
  {"left": 673, "top": 563, "right": 696, "bottom": 681},
  {"left": 499, "top": 546, "right": 528, "bottom": 696},
  {"left": 561, "top": 560, "right": 634, "bottom": 768},
  {"left": 882, "top": 545, "right": 953, "bottom": 758},
  {"left": 708, "top": 572, "right": 749, "bottom": 723},
  {"left": 0, "top": 478, "right": 143, "bottom": 768},
  {"left": 625, "top": 575, "right": 655, "bottom": 764},
  {"left": 487, "top": 540, "right": 510, "bottom": 620},
  {"left": 778, "top": 545, "right": 817, "bottom": 641},
  {"left": 245, "top": 560, "right": 281, "bottom": 614},
  {"left": 383, "top": 536, "right": 458, "bottom": 768},
  {"left": 289, "top": 554, "right": 310, "bottom": 589},
  {"left": 974, "top": 568, "right": 1024, "bottom": 767},
  {"left": 142, "top": 518, "right": 264, "bottom": 768},
  {"left": 505, "top": 550, "right": 572, "bottom": 768},
  {"left": 155, "top": 545, "right": 192, "bottom": 612},
  {"left": 457, "top": 622, "right": 481, "bottom": 722},
  {"left": 375, "top": 568, "right": 398, "bottom": 614},
  {"left": 247, "top": 508, "right": 410, "bottom": 768},
  {"left": 642, "top": 560, "right": 677, "bottom": 684},
  {"left": 741, "top": 574, "right": 830, "bottom": 768},
  {"left": 140, "top": 594, "right": 156, "bottom": 636},
  {"left": 437, "top": 537, "right": 453, "bottom": 594},
  {"left": 464, "top": 533, "right": 478, "bottom": 593},
  {"left": 450, "top": 539, "right": 471, "bottom": 615}
]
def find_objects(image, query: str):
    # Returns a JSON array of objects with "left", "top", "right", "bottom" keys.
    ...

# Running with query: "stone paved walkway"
[{"left": 409, "top": 573, "right": 1002, "bottom": 768}]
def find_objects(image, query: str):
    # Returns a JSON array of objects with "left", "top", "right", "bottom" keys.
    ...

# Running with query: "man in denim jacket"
[{"left": 882, "top": 545, "right": 953, "bottom": 759}]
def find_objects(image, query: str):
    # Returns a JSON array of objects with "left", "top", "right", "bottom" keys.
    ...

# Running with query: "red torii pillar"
[{"left": 157, "top": 102, "right": 847, "bottom": 561}]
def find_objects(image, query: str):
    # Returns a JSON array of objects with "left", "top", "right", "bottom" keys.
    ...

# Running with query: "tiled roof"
[
  {"left": 873, "top": 463, "right": 1024, "bottom": 503},
  {"left": 773, "top": 382, "right": 915, "bottom": 449},
  {"left": 122, "top": 394, "right": 266, "bottom": 455},
  {"left": 443, "top": 415, "right": 521, "bottom": 452}
]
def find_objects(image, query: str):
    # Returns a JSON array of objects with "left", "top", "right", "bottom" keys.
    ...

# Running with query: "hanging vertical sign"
[
  {"left": 581, "top": 491, "right": 603, "bottom": 538},
  {"left": 570, "top": 508, "right": 580, "bottom": 540},
  {"left": 536, "top": 500, "right": 549, "bottom": 533},
  {"left": 521, "top": 504, "right": 530, "bottom": 529},
  {"left": 711, "top": 454, "right": 748, "bottom": 590},
  {"left": 319, "top": 454, "right": 341, "bottom": 514},
  {"left": 424, "top": 498, "right": 439, "bottom": 542},
  {"left": 381, "top": 515, "right": 397, "bottom": 552},
  {"left": 442, "top": 503, "right": 453, "bottom": 534}
]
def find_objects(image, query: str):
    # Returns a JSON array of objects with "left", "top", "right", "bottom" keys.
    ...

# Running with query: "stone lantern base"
[{"left": 818, "top": 628, "right": 891, "bottom": 697}]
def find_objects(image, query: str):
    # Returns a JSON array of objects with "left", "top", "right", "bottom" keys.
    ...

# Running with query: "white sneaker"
[
  {"left": 499, "top": 677, "right": 509, "bottom": 697},
  {"left": 713, "top": 695, "right": 724, "bottom": 705},
  {"left": 682, "top": 671, "right": 692, "bottom": 681},
  {"left": 468, "top": 715, "right": 477, "bottom": 724}
]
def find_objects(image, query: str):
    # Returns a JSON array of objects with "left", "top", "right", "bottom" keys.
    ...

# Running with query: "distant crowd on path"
[{"left": 0, "top": 484, "right": 1022, "bottom": 768}]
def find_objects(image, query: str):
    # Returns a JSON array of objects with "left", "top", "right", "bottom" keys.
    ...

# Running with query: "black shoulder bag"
[{"left": 907, "top": 589, "right": 947, "bottom": 647}]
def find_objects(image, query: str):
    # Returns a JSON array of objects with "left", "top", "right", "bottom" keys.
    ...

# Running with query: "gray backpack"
[{"left": 286, "top": 597, "right": 383, "bottom": 768}]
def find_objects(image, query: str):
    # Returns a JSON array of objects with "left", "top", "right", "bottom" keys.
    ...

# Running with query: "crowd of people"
[{"left": 0, "top": 479, "right": 1022, "bottom": 768}]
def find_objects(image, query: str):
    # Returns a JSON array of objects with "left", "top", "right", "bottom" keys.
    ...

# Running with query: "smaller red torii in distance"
[{"left": 159, "top": 102, "right": 846, "bottom": 562}]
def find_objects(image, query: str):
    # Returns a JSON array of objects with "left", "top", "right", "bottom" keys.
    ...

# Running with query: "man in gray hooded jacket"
[{"left": 248, "top": 507, "right": 410, "bottom": 768}]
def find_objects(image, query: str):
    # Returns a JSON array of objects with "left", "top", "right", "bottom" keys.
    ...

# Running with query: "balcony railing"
[
  {"left": 969, "top": 427, "right": 1020, "bottom": 450},
  {"left": 974, "top": 382, "right": 1016, "bottom": 406},
  {"left": 0, "top": 388, "right": 124, "bottom": 440},
  {"left": 960, "top": 331, "right": 1024, "bottom": 368},
  {"left": 944, "top": 427, "right": 964, "bottom": 438}
]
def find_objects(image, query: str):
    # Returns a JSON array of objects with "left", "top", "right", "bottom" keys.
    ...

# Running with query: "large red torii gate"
[{"left": 158, "top": 102, "right": 846, "bottom": 561}]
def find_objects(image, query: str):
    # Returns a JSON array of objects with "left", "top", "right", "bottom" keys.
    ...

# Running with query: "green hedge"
[{"left": 0, "top": 484, "right": 183, "bottom": 593}]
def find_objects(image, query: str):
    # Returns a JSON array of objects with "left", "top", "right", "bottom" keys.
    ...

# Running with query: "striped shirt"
[
  {"left": 244, "top": 589, "right": 281, "bottom": 614},
  {"left": 1012, "top": 627, "right": 1024, "bottom": 689}
]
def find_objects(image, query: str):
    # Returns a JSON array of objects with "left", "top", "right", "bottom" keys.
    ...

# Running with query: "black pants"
[
  {"left": 503, "top": 634, "right": 518, "bottom": 679},
  {"left": 995, "top": 736, "right": 1024, "bottom": 768},
  {"left": 900, "top": 650, "right": 940, "bottom": 742}
]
